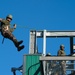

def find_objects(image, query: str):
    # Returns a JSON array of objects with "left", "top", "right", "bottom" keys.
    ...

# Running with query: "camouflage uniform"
[
  {"left": 57, "top": 50, "right": 66, "bottom": 56},
  {"left": 57, "top": 45, "right": 66, "bottom": 75},
  {"left": 0, "top": 15, "right": 24, "bottom": 51}
]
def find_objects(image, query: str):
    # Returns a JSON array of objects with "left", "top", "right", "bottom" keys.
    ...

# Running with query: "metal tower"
[{"left": 12, "top": 30, "right": 75, "bottom": 75}]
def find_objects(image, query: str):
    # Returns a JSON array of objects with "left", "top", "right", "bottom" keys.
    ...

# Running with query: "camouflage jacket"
[
  {"left": 0, "top": 19, "right": 14, "bottom": 32},
  {"left": 57, "top": 49, "right": 66, "bottom": 56}
]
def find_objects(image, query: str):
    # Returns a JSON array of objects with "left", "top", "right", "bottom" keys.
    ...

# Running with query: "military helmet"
[
  {"left": 72, "top": 53, "right": 75, "bottom": 56},
  {"left": 46, "top": 53, "right": 51, "bottom": 56},
  {"left": 60, "top": 44, "right": 65, "bottom": 48},
  {"left": 47, "top": 53, "right": 51, "bottom": 55},
  {"left": 6, "top": 14, "right": 13, "bottom": 20}
]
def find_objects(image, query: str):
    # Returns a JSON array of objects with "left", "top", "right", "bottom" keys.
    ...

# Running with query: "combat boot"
[
  {"left": 14, "top": 40, "right": 23, "bottom": 47},
  {"left": 18, "top": 40, "right": 23, "bottom": 46},
  {"left": 17, "top": 45, "right": 24, "bottom": 51}
]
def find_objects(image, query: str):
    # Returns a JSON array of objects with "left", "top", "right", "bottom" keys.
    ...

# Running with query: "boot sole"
[{"left": 18, "top": 45, "right": 25, "bottom": 51}]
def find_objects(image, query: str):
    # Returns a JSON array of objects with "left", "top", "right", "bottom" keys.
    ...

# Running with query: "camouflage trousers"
[
  {"left": 1, "top": 30, "right": 18, "bottom": 47},
  {"left": 59, "top": 61, "right": 66, "bottom": 75}
]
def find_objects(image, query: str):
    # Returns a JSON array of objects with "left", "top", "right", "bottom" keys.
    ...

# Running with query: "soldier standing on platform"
[{"left": 57, "top": 44, "right": 66, "bottom": 75}]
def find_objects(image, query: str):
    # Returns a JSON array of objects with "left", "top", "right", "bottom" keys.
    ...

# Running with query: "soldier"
[
  {"left": 57, "top": 44, "right": 66, "bottom": 75},
  {"left": 57, "top": 44, "right": 66, "bottom": 56},
  {"left": 0, "top": 14, "right": 24, "bottom": 51}
]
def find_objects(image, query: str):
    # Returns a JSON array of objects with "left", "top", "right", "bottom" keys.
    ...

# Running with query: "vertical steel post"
[
  {"left": 29, "top": 30, "right": 36, "bottom": 54},
  {"left": 43, "top": 30, "right": 46, "bottom": 75},
  {"left": 43, "top": 30, "right": 46, "bottom": 56},
  {"left": 70, "top": 37, "right": 74, "bottom": 73},
  {"left": 70, "top": 37, "right": 73, "bottom": 54}
]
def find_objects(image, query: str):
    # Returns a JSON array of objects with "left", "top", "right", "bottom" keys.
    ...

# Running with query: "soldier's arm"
[
  {"left": 0, "top": 18, "right": 2, "bottom": 22},
  {"left": 61, "top": 52, "right": 66, "bottom": 56},
  {"left": 0, "top": 19, "right": 1, "bottom": 30},
  {"left": 58, "top": 51, "right": 65, "bottom": 56},
  {"left": 10, "top": 24, "right": 16, "bottom": 33},
  {"left": 0, "top": 18, "right": 2, "bottom": 30},
  {"left": 57, "top": 50, "right": 61, "bottom": 56}
]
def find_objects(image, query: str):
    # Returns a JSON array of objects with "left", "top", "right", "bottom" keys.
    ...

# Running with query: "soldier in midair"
[{"left": 0, "top": 14, "right": 24, "bottom": 51}]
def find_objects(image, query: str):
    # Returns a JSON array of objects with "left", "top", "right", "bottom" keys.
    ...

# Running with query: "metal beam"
[
  {"left": 36, "top": 31, "right": 75, "bottom": 37},
  {"left": 43, "top": 30, "right": 46, "bottom": 56},
  {"left": 40, "top": 56, "right": 75, "bottom": 61},
  {"left": 29, "top": 30, "right": 75, "bottom": 54},
  {"left": 70, "top": 37, "right": 73, "bottom": 55},
  {"left": 29, "top": 30, "right": 36, "bottom": 54}
]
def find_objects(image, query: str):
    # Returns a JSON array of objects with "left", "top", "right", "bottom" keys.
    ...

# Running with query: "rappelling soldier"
[{"left": 0, "top": 14, "right": 24, "bottom": 51}]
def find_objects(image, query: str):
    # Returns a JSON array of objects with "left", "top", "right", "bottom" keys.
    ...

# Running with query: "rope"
[{"left": 17, "top": 25, "right": 35, "bottom": 30}]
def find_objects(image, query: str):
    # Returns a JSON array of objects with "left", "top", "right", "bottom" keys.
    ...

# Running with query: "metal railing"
[{"left": 40, "top": 56, "right": 75, "bottom": 75}]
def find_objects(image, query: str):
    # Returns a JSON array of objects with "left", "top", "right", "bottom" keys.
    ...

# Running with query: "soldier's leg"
[
  {"left": 61, "top": 61, "right": 66, "bottom": 75},
  {"left": 8, "top": 33, "right": 25, "bottom": 51},
  {"left": 1, "top": 30, "right": 24, "bottom": 51}
]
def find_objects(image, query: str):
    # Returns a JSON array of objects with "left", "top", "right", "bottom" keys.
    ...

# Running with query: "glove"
[{"left": 13, "top": 24, "right": 16, "bottom": 29}]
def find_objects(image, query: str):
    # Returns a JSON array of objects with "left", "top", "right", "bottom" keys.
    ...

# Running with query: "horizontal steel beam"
[
  {"left": 40, "top": 56, "right": 75, "bottom": 61},
  {"left": 66, "top": 69, "right": 75, "bottom": 71},
  {"left": 34, "top": 30, "right": 75, "bottom": 37}
]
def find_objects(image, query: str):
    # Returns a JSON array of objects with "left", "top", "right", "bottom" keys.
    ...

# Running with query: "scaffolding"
[
  {"left": 28, "top": 30, "right": 75, "bottom": 75},
  {"left": 29, "top": 30, "right": 75, "bottom": 54},
  {"left": 12, "top": 30, "right": 75, "bottom": 75}
]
